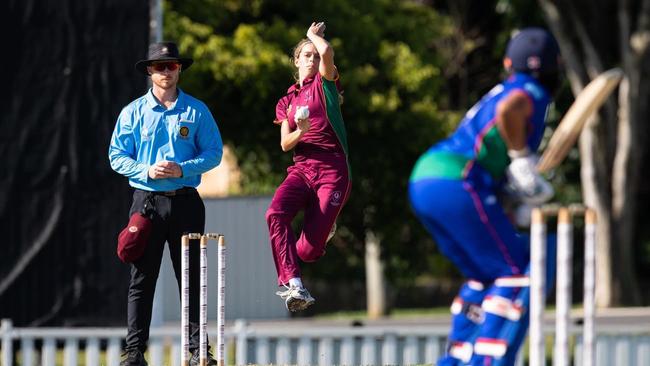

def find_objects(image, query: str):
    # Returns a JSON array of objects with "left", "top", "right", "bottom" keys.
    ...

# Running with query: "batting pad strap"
[
  {"left": 450, "top": 297, "right": 463, "bottom": 315},
  {"left": 494, "top": 275, "right": 530, "bottom": 287},
  {"left": 474, "top": 337, "right": 507, "bottom": 357},
  {"left": 448, "top": 341, "right": 473, "bottom": 363},
  {"left": 467, "top": 279, "right": 485, "bottom": 291},
  {"left": 482, "top": 295, "right": 523, "bottom": 321},
  {"left": 450, "top": 297, "right": 485, "bottom": 324}
]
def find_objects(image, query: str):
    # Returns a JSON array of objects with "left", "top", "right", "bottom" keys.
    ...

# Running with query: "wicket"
[
  {"left": 181, "top": 233, "right": 226, "bottom": 366},
  {"left": 529, "top": 204, "right": 597, "bottom": 366}
]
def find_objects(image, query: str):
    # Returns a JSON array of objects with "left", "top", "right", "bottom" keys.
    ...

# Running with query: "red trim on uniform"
[
  {"left": 462, "top": 182, "right": 521, "bottom": 275},
  {"left": 463, "top": 118, "right": 498, "bottom": 179},
  {"left": 473, "top": 118, "right": 498, "bottom": 156},
  {"left": 461, "top": 159, "right": 475, "bottom": 180},
  {"left": 475, "top": 337, "right": 507, "bottom": 346}
]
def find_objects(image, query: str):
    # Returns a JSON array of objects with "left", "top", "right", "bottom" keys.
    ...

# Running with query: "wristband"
[{"left": 507, "top": 147, "right": 531, "bottom": 159}]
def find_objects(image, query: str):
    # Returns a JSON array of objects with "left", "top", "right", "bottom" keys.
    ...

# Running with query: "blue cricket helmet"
[{"left": 505, "top": 28, "right": 561, "bottom": 75}]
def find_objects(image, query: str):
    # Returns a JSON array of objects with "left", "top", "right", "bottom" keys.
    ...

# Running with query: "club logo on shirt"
[
  {"left": 179, "top": 126, "right": 190, "bottom": 138},
  {"left": 330, "top": 191, "right": 342, "bottom": 206}
]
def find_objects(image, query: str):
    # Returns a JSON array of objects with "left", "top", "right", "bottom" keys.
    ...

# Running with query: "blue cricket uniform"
[
  {"left": 408, "top": 73, "right": 552, "bottom": 365},
  {"left": 109, "top": 88, "right": 223, "bottom": 191}
]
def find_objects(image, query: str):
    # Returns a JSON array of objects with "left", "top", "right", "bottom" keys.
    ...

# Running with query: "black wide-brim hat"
[{"left": 135, "top": 42, "right": 194, "bottom": 75}]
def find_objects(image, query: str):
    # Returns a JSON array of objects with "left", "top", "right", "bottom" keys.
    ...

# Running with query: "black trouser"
[{"left": 124, "top": 188, "right": 205, "bottom": 352}]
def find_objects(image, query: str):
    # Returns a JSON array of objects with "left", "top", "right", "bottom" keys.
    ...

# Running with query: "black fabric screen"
[{"left": 1, "top": 0, "right": 149, "bottom": 326}]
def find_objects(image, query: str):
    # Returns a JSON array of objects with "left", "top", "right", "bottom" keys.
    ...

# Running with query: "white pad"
[
  {"left": 474, "top": 338, "right": 507, "bottom": 357},
  {"left": 467, "top": 280, "right": 485, "bottom": 291},
  {"left": 482, "top": 295, "right": 523, "bottom": 321},
  {"left": 494, "top": 276, "right": 530, "bottom": 287},
  {"left": 449, "top": 341, "right": 473, "bottom": 363},
  {"left": 450, "top": 297, "right": 463, "bottom": 315}
]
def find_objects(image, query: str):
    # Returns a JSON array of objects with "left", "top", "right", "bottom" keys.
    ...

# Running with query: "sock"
[{"left": 288, "top": 277, "right": 303, "bottom": 288}]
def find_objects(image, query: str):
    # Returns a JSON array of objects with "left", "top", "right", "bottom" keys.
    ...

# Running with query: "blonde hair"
[
  {"left": 292, "top": 39, "right": 313, "bottom": 63},
  {"left": 292, "top": 39, "right": 313, "bottom": 81},
  {"left": 291, "top": 38, "right": 344, "bottom": 104}
]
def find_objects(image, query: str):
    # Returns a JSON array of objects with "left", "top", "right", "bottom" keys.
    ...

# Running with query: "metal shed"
[{"left": 151, "top": 195, "right": 288, "bottom": 323}]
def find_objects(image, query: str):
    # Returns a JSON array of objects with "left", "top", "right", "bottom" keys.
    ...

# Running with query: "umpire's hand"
[{"left": 148, "top": 160, "right": 183, "bottom": 179}]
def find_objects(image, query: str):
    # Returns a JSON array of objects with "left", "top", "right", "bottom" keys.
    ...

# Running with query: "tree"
[{"left": 533, "top": 0, "right": 650, "bottom": 306}]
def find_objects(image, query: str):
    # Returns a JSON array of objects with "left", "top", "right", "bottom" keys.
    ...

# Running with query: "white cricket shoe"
[{"left": 276, "top": 285, "right": 315, "bottom": 312}]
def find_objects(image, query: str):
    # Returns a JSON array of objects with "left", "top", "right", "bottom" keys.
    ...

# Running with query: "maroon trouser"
[{"left": 266, "top": 153, "right": 351, "bottom": 285}]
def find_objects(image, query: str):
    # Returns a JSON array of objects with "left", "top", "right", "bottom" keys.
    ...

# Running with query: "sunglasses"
[{"left": 150, "top": 62, "right": 180, "bottom": 72}]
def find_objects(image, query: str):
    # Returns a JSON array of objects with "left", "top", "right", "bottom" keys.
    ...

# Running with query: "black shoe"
[
  {"left": 189, "top": 349, "right": 219, "bottom": 366},
  {"left": 120, "top": 350, "right": 148, "bottom": 366}
]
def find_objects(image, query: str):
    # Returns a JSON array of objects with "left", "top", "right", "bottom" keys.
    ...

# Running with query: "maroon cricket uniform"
[{"left": 266, "top": 72, "right": 351, "bottom": 285}]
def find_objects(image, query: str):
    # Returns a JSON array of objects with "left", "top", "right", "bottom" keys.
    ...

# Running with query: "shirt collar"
[
  {"left": 145, "top": 89, "right": 159, "bottom": 109},
  {"left": 301, "top": 74, "right": 316, "bottom": 86},
  {"left": 144, "top": 88, "right": 186, "bottom": 110},
  {"left": 287, "top": 74, "right": 317, "bottom": 94},
  {"left": 509, "top": 72, "right": 537, "bottom": 84},
  {"left": 175, "top": 88, "right": 187, "bottom": 110}
]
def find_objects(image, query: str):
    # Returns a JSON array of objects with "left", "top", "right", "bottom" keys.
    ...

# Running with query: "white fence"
[{"left": 2, "top": 318, "right": 650, "bottom": 365}]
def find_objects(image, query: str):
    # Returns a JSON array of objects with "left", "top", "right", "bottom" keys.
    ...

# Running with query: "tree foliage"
[{"left": 165, "top": 0, "right": 461, "bottom": 285}]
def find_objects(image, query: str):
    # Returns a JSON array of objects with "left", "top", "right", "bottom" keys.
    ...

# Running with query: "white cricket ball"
[{"left": 295, "top": 106, "right": 309, "bottom": 121}]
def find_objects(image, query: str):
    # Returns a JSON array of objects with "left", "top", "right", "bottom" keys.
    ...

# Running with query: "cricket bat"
[{"left": 537, "top": 68, "right": 623, "bottom": 173}]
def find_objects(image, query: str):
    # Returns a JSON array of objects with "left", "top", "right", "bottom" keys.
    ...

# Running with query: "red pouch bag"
[{"left": 117, "top": 194, "right": 154, "bottom": 263}]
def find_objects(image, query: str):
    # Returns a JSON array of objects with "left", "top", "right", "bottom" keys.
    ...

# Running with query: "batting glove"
[{"left": 506, "top": 153, "right": 554, "bottom": 205}]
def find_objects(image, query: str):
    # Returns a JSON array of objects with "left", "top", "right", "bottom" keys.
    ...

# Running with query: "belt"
[{"left": 139, "top": 187, "right": 196, "bottom": 197}]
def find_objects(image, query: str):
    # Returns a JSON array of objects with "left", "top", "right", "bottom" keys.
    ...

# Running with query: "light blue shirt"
[{"left": 109, "top": 88, "right": 223, "bottom": 192}]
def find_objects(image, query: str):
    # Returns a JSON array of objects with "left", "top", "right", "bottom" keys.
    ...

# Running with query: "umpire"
[{"left": 109, "top": 42, "right": 222, "bottom": 366}]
